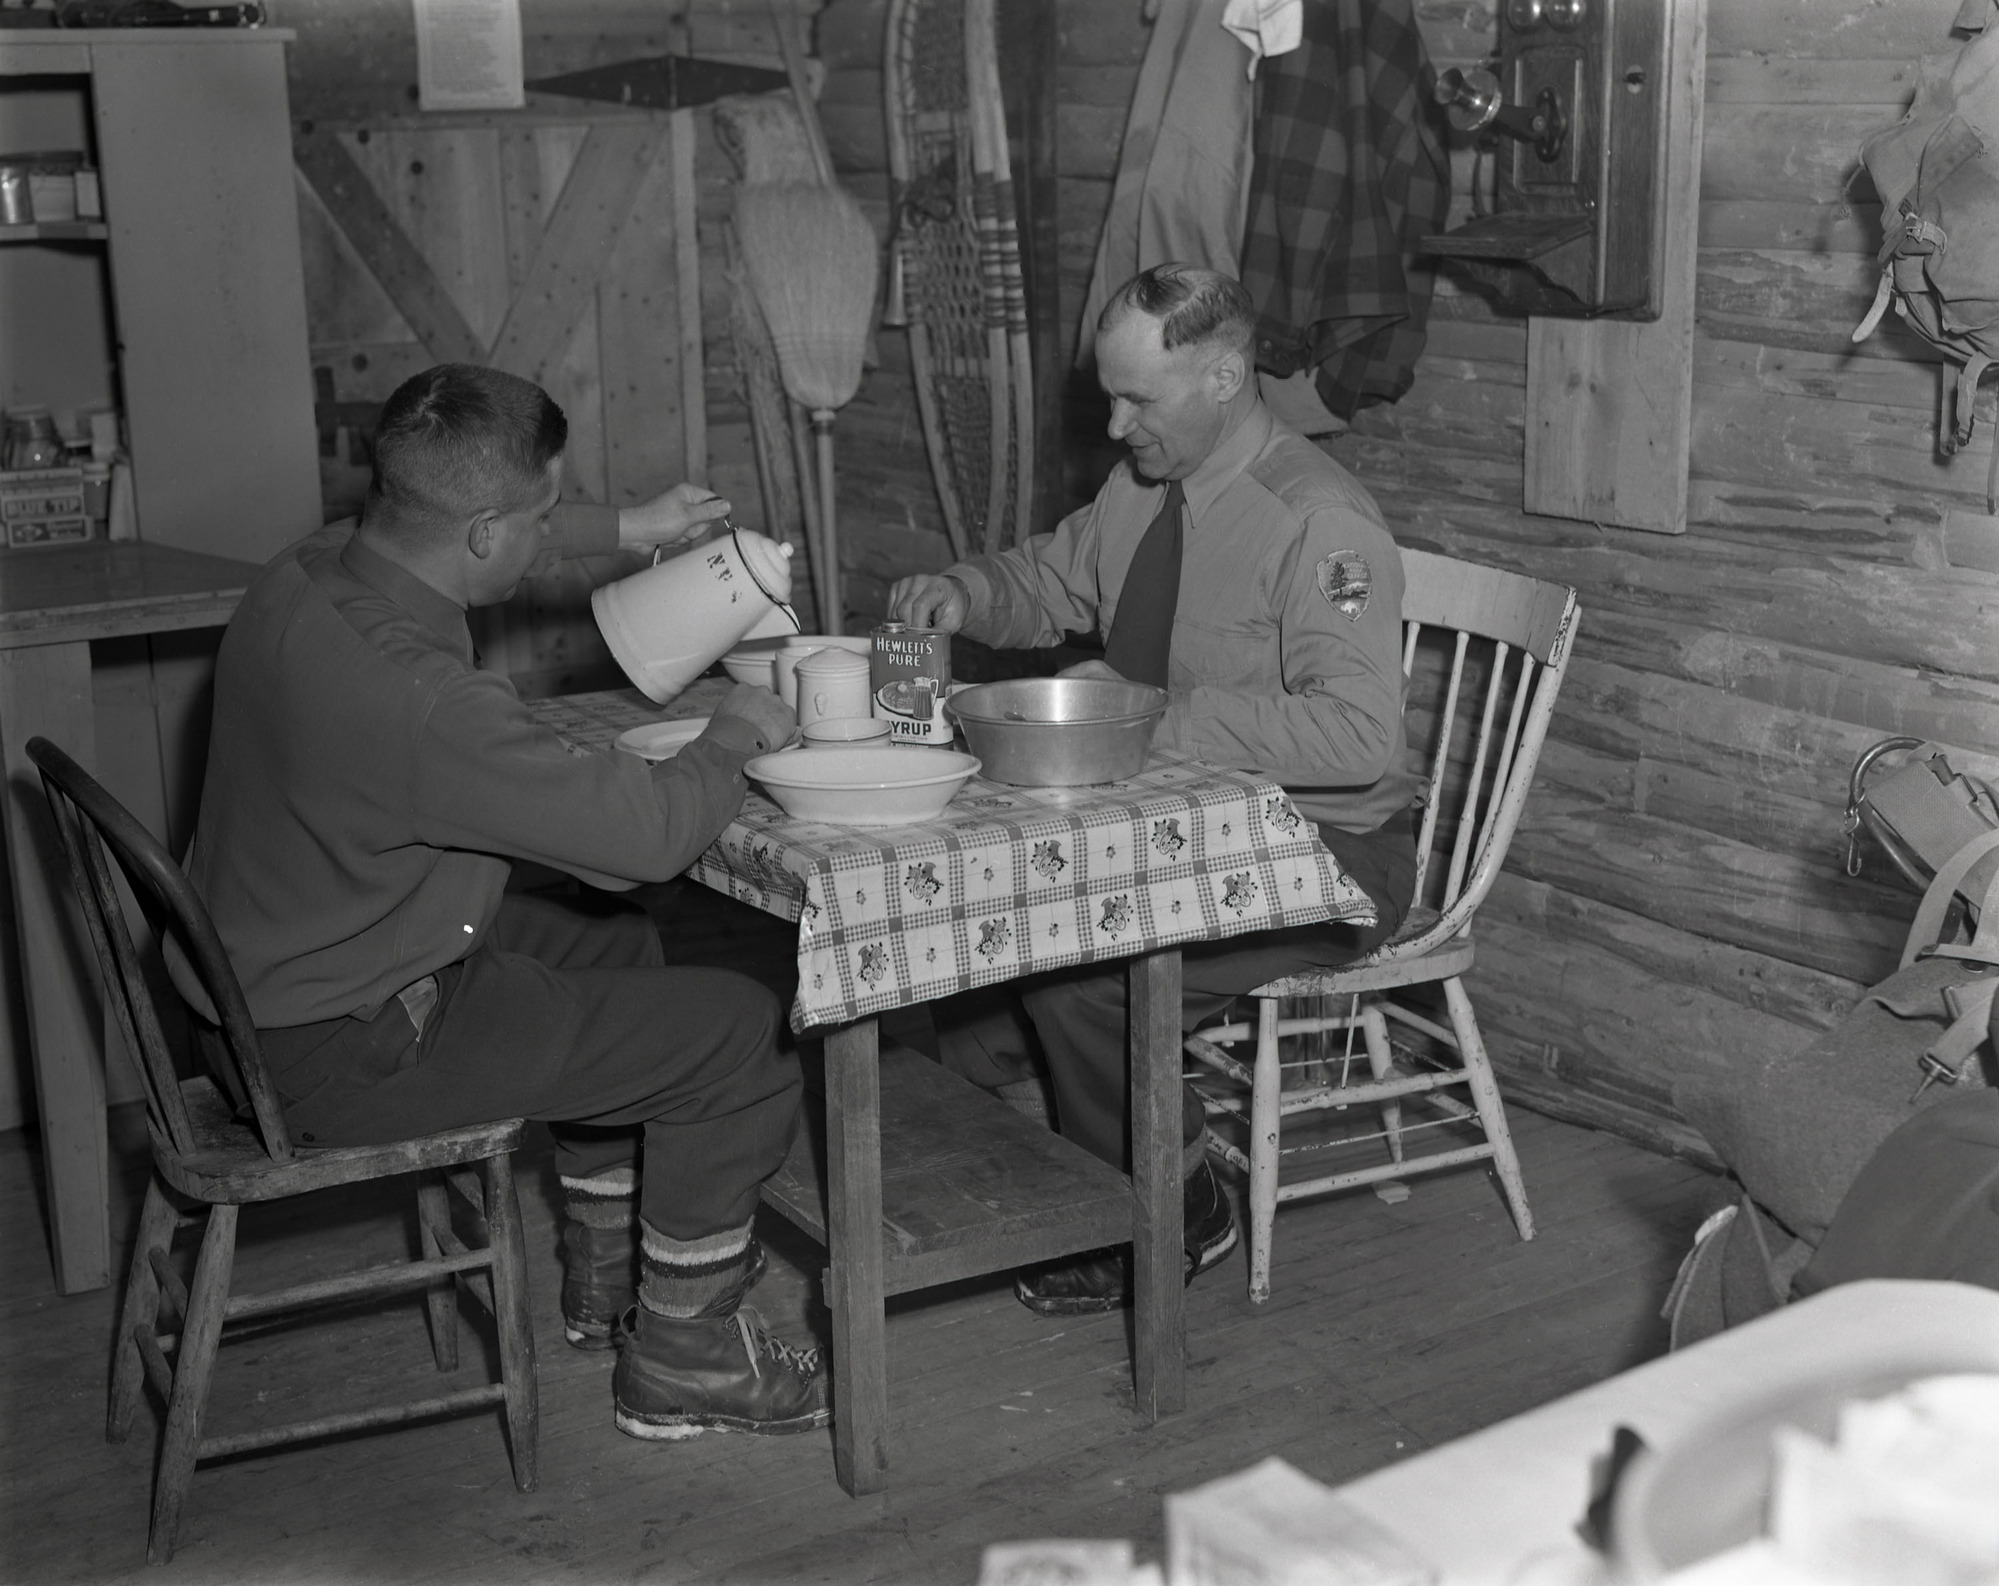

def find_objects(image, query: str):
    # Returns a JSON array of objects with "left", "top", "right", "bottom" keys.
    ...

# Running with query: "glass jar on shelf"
[{"left": 3, "top": 406, "right": 64, "bottom": 470}]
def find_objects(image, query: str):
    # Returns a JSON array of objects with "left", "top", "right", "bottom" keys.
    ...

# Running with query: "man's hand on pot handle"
[
  {"left": 617, "top": 483, "right": 733, "bottom": 555},
  {"left": 887, "top": 572, "right": 971, "bottom": 633}
]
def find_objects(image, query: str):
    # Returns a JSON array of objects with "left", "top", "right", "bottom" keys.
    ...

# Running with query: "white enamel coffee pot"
[{"left": 591, "top": 527, "right": 802, "bottom": 703}]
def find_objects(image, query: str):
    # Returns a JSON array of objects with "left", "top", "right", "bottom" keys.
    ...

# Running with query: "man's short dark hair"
[
  {"left": 367, "top": 364, "right": 568, "bottom": 529},
  {"left": 1098, "top": 264, "right": 1256, "bottom": 362}
]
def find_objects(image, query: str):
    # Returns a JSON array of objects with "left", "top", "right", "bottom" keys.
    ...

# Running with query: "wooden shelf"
[
  {"left": 762, "top": 1045, "right": 1134, "bottom": 1297},
  {"left": 0, "top": 220, "right": 107, "bottom": 243}
]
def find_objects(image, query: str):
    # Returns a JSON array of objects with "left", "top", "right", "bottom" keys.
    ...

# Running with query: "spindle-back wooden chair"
[
  {"left": 1184, "top": 552, "right": 1580, "bottom": 1302},
  {"left": 29, "top": 736, "right": 536, "bottom": 1564}
]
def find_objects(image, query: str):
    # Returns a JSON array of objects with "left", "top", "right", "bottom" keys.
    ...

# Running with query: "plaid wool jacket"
[{"left": 1238, "top": 0, "right": 1451, "bottom": 419}]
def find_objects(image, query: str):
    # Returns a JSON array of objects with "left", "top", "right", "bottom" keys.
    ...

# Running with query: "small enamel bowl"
[{"left": 800, "top": 716, "right": 893, "bottom": 750}]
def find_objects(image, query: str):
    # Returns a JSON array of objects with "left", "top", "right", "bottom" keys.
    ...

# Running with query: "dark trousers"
[
  {"left": 945, "top": 812, "right": 1419, "bottom": 1175},
  {"left": 257, "top": 891, "right": 800, "bottom": 1240}
]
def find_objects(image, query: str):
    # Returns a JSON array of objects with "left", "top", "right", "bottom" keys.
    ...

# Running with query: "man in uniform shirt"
[
  {"left": 889, "top": 265, "right": 1421, "bottom": 1314},
  {"left": 177, "top": 363, "right": 828, "bottom": 1440}
]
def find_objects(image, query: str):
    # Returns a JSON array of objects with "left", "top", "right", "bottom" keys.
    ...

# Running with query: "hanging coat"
[
  {"left": 1237, "top": 0, "right": 1450, "bottom": 419},
  {"left": 1076, "top": 0, "right": 1256, "bottom": 367}
]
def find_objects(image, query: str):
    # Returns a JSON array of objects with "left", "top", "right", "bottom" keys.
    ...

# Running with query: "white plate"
[
  {"left": 746, "top": 746, "right": 981, "bottom": 826},
  {"left": 615, "top": 717, "right": 711, "bottom": 762}
]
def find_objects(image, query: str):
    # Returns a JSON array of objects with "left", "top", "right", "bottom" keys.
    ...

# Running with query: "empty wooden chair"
[
  {"left": 28, "top": 736, "right": 537, "bottom": 1564},
  {"left": 1184, "top": 552, "right": 1580, "bottom": 1302}
]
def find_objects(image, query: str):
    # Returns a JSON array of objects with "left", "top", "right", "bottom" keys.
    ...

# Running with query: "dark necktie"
[{"left": 1102, "top": 480, "right": 1185, "bottom": 687}]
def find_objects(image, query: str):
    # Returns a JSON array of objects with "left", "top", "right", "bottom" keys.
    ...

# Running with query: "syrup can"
[{"left": 870, "top": 621, "right": 954, "bottom": 745}]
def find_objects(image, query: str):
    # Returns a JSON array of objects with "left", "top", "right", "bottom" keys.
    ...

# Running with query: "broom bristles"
[{"left": 735, "top": 183, "right": 880, "bottom": 413}]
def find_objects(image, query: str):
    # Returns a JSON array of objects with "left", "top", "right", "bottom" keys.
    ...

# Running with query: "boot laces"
[{"left": 729, "top": 1307, "right": 821, "bottom": 1379}]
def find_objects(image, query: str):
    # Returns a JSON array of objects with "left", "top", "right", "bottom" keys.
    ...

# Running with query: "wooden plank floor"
[{"left": 0, "top": 1094, "right": 1718, "bottom": 1585}]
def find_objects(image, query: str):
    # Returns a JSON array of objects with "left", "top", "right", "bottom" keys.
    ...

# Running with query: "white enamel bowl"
[
  {"left": 746, "top": 746, "right": 981, "bottom": 826},
  {"left": 722, "top": 632, "right": 871, "bottom": 692},
  {"left": 801, "top": 715, "right": 893, "bottom": 749},
  {"left": 614, "top": 717, "right": 710, "bottom": 762}
]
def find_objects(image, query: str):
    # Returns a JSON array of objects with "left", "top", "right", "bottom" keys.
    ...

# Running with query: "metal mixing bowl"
[{"left": 947, "top": 677, "right": 1168, "bottom": 785}]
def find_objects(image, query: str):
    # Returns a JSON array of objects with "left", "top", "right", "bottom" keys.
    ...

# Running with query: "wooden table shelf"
[{"left": 763, "top": 1046, "right": 1134, "bottom": 1299}]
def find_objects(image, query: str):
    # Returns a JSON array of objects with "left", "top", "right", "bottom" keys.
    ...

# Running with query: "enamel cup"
[
  {"left": 591, "top": 528, "right": 801, "bottom": 704},
  {"left": 792, "top": 648, "right": 872, "bottom": 729},
  {"left": 775, "top": 642, "right": 824, "bottom": 711}
]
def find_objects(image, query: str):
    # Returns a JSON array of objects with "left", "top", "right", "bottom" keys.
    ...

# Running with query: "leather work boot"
[
  {"left": 1015, "top": 1157, "right": 1240, "bottom": 1316},
  {"left": 565, "top": 1226, "right": 771, "bottom": 1351},
  {"left": 613, "top": 1304, "right": 832, "bottom": 1439},
  {"left": 560, "top": 1220, "right": 638, "bottom": 1350}
]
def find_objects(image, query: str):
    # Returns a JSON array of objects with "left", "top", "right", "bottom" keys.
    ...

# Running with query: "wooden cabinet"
[
  {"left": 0, "top": 31, "right": 318, "bottom": 1145},
  {"left": 0, "top": 28, "right": 320, "bottom": 565}
]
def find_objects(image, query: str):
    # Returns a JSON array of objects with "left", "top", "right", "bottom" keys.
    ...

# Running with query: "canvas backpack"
[{"left": 1854, "top": 0, "right": 1999, "bottom": 507}]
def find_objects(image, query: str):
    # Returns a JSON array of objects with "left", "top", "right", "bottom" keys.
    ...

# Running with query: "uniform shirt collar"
[
  {"left": 1182, "top": 400, "right": 1274, "bottom": 524},
  {"left": 338, "top": 532, "right": 476, "bottom": 662}
]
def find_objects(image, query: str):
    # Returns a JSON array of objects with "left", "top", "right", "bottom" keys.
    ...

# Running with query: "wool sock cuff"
[
  {"left": 561, "top": 1165, "right": 637, "bottom": 1230},
  {"left": 638, "top": 1218, "right": 759, "bottom": 1319}
]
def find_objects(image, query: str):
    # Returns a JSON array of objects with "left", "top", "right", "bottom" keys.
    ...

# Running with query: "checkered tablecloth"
[{"left": 532, "top": 687, "right": 1376, "bottom": 1030}]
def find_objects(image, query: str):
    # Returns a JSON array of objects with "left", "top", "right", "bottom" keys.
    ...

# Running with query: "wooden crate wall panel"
[
  {"left": 600, "top": 140, "right": 695, "bottom": 506},
  {"left": 295, "top": 170, "right": 409, "bottom": 346},
  {"left": 490, "top": 123, "right": 664, "bottom": 379},
  {"left": 354, "top": 127, "right": 516, "bottom": 342},
  {"left": 294, "top": 129, "right": 488, "bottom": 364}
]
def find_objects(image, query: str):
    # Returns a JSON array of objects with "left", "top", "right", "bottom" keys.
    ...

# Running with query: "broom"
[
  {"left": 725, "top": 7, "right": 881, "bottom": 637},
  {"left": 735, "top": 181, "right": 879, "bottom": 636}
]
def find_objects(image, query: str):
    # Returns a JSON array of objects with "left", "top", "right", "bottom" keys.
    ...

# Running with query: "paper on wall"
[{"left": 413, "top": 0, "right": 526, "bottom": 113}]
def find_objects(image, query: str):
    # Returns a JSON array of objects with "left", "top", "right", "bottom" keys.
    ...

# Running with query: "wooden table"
[
  {"left": 1, "top": 541, "right": 258, "bottom": 1294},
  {"left": 534, "top": 686, "right": 1375, "bottom": 1494}
]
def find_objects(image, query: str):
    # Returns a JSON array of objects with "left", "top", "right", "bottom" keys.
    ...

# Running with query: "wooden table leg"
[
  {"left": 1130, "top": 947, "right": 1185, "bottom": 1420},
  {"left": 823, "top": 1016, "right": 888, "bottom": 1494},
  {"left": 0, "top": 641, "right": 112, "bottom": 1294}
]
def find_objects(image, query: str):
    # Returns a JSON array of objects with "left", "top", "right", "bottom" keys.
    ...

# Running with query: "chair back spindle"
[
  {"left": 28, "top": 736, "right": 294, "bottom": 1164},
  {"left": 1396, "top": 550, "right": 1579, "bottom": 950}
]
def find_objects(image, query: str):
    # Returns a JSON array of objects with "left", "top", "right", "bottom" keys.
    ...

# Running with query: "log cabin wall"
[{"left": 818, "top": 0, "right": 1999, "bottom": 1162}]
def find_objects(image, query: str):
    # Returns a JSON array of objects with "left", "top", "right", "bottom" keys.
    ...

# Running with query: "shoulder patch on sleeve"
[{"left": 1315, "top": 550, "right": 1373, "bottom": 621}]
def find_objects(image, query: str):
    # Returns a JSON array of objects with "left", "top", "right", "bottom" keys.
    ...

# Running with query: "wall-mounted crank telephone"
[{"left": 1421, "top": 0, "right": 1671, "bottom": 318}]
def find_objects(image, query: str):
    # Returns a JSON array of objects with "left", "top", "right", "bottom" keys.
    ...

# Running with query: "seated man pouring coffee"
[
  {"left": 175, "top": 363, "right": 827, "bottom": 1441},
  {"left": 889, "top": 265, "right": 1422, "bottom": 1314}
]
